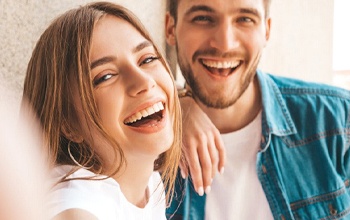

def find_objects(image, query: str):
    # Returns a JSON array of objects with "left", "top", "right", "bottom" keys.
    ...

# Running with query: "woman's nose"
[{"left": 125, "top": 66, "right": 156, "bottom": 96}]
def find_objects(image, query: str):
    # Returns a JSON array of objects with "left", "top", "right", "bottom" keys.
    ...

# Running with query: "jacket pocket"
[{"left": 291, "top": 186, "right": 350, "bottom": 220}]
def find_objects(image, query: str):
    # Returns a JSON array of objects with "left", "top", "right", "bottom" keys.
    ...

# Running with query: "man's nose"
[{"left": 209, "top": 19, "right": 240, "bottom": 52}]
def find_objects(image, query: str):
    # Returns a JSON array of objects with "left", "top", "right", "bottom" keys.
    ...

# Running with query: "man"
[{"left": 165, "top": 0, "right": 350, "bottom": 219}]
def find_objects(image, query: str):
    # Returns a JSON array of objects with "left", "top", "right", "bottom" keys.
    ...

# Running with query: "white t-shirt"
[
  {"left": 48, "top": 165, "right": 166, "bottom": 220},
  {"left": 205, "top": 111, "right": 274, "bottom": 220}
]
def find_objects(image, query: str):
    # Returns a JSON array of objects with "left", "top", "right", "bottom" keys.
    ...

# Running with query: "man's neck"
[{"left": 199, "top": 77, "right": 262, "bottom": 133}]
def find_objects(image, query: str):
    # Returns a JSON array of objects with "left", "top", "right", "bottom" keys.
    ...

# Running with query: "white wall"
[
  {"left": 0, "top": 0, "right": 342, "bottom": 112},
  {"left": 332, "top": 0, "right": 350, "bottom": 89},
  {"left": 333, "top": 0, "right": 350, "bottom": 71},
  {"left": 0, "top": 0, "right": 166, "bottom": 111},
  {"left": 259, "top": 0, "right": 334, "bottom": 84}
]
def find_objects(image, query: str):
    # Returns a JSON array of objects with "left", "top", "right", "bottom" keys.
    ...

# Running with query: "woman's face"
[{"left": 84, "top": 15, "right": 175, "bottom": 162}]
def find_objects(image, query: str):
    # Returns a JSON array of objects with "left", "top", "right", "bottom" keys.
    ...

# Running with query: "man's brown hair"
[{"left": 168, "top": 0, "right": 271, "bottom": 23}]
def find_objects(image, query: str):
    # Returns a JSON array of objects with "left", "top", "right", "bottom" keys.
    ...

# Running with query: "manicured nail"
[
  {"left": 205, "top": 186, "right": 211, "bottom": 194},
  {"left": 181, "top": 170, "right": 186, "bottom": 179},
  {"left": 197, "top": 187, "right": 204, "bottom": 196},
  {"left": 220, "top": 167, "right": 225, "bottom": 175}
]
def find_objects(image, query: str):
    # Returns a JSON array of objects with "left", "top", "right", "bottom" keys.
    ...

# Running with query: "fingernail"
[
  {"left": 205, "top": 186, "right": 211, "bottom": 194},
  {"left": 220, "top": 167, "right": 225, "bottom": 175},
  {"left": 197, "top": 187, "right": 204, "bottom": 196},
  {"left": 180, "top": 170, "right": 186, "bottom": 179}
]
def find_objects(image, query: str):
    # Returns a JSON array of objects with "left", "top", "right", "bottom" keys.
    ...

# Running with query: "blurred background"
[
  {"left": 0, "top": 0, "right": 349, "bottom": 113},
  {"left": 261, "top": 0, "right": 350, "bottom": 89},
  {"left": 0, "top": 1, "right": 349, "bottom": 219}
]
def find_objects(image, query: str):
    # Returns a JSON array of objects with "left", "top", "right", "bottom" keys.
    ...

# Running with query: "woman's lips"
[
  {"left": 124, "top": 102, "right": 164, "bottom": 125},
  {"left": 124, "top": 101, "right": 167, "bottom": 134}
]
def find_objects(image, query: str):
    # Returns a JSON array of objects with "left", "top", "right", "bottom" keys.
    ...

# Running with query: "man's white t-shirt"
[
  {"left": 48, "top": 165, "right": 166, "bottom": 220},
  {"left": 205, "top": 111, "right": 274, "bottom": 220}
]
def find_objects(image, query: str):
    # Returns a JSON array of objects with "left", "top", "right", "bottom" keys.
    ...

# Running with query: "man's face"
[{"left": 166, "top": 0, "right": 270, "bottom": 109}]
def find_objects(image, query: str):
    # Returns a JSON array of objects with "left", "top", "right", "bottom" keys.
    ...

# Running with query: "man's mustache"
[{"left": 192, "top": 49, "right": 246, "bottom": 63}]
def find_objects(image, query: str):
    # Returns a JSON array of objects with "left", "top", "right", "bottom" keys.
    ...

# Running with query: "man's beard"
[{"left": 176, "top": 46, "right": 261, "bottom": 109}]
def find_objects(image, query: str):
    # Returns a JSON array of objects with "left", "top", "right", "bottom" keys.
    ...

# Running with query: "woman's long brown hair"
[{"left": 22, "top": 1, "right": 182, "bottom": 205}]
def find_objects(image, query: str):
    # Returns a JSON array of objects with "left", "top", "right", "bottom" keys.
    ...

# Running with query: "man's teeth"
[
  {"left": 202, "top": 60, "right": 240, "bottom": 69},
  {"left": 125, "top": 102, "right": 164, "bottom": 124}
]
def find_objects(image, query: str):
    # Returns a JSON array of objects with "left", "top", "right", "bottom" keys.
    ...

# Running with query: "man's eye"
[
  {"left": 93, "top": 73, "right": 116, "bottom": 87},
  {"left": 192, "top": 16, "right": 213, "bottom": 23},
  {"left": 237, "top": 17, "right": 254, "bottom": 23},
  {"left": 140, "top": 56, "right": 159, "bottom": 66}
]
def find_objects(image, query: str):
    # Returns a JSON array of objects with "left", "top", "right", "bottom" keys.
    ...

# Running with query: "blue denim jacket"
[{"left": 167, "top": 70, "right": 350, "bottom": 220}]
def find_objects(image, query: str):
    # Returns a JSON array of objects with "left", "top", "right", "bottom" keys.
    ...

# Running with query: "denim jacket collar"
[{"left": 257, "top": 70, "right": 297, "bottom": 150}]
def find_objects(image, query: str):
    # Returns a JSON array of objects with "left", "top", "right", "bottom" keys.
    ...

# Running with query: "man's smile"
[{"left": 200, "top": 59, "right": 242, "bottom": 77}]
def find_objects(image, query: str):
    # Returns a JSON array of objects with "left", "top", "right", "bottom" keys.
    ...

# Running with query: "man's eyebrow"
[
  {"left": 184, "top": 5, "right": 262, "bottom": 19},
  {"left": 239, "top": 8, "right": 262, "bottom": 18},
  {"left": 133, "top": 40, "right": 153, "bottom": 53},
  {"left": 91, "top": 56, "right": 117, "bottom": 70},
  {"left": 184, "top": 5, "right": 215, "bottom": 16}
]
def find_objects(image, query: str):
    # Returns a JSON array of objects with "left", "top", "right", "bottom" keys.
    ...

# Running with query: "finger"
[
  {"left": 186, "top": 141, "right": 204, "bottom": 196},
  {"left": 214, "top": 130, "right": 226, "bottom": 174},
  {"left": 196, "top": 136, "right": 213, "bottom": 195},
  {"left": 206, "top": 132, "right": 219, "bottom": 179}
]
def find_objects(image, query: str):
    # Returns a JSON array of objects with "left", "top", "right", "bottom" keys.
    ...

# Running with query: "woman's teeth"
[{"left": 124, "top": 102, "right": 164, "bottom": 124}]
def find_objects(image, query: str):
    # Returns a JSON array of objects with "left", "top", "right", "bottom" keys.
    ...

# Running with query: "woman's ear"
[
  {"left": 165, "top": 12, "right": 176, "bottom": 46},
  {"left": 61, "top": 121, "right": 83, "bottom": 143}
]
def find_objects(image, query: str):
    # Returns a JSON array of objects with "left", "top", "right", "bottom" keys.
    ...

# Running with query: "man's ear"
[
  {"left": 165, "top": 12, "right": 176, "bottom": 46},
  {"left": 265, "top": 17, "right": 271, "bottom": 41},
  {"left": 61, "top": 121, "right": 83, "bottom": 143}
]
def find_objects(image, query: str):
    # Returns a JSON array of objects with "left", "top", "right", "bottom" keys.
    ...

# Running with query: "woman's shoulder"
[
  {"left": 48, "top": 168, "right": 166, "bottom": 219},
  {"left": 48, "top": 165, "right": 121, "bottom": 219},
  {"left": 51, "top": 208, "right": 98, "bottom": 220}
]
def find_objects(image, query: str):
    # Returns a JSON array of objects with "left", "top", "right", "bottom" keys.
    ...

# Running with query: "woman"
[{"left": 22, "top": 2, "right": 181, "bottom": 219}]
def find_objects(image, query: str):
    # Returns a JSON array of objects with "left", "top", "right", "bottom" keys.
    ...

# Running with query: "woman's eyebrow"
[
  {"left": 133, "top": 40, "right": 153, "bottom": 53},
  {"left": 90, "top": 56, "right": 117, "bottom": 70},
  {"left": 90, "top": 41, "right": 153, "bottom": 70}
]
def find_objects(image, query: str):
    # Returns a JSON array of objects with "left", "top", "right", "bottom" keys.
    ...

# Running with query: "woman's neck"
[{"left": 112, "top": 157, "right": 155, "bottom": 208}]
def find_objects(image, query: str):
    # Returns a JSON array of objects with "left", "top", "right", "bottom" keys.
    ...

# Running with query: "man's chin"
[{"left": 195, "top": 92, "right": 236, "bottom": 109}]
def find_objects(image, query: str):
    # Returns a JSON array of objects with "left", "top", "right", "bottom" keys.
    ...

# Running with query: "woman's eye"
[
  {"left": 93, "top": 73, "right": 116, "bottom": 87},
  {"left": 140, "top": 56, "right": 159, "bottom": 66}
]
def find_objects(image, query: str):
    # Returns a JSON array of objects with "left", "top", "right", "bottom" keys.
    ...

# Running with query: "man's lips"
[
  {"left": 200, "top": 59, "right": 242, "bottom": 77},
  {"left": 124, "top": 101, "right": 164, "bottom": 126}
]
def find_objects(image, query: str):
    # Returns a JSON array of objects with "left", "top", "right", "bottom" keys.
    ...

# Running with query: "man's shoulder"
[{"left": 258, "top": 70, "right": 350, "bottom": 101}]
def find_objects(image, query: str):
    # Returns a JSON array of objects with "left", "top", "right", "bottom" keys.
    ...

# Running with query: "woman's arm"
[{"left": 179, "top": 96, "right": 226, "bottom": 196}]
